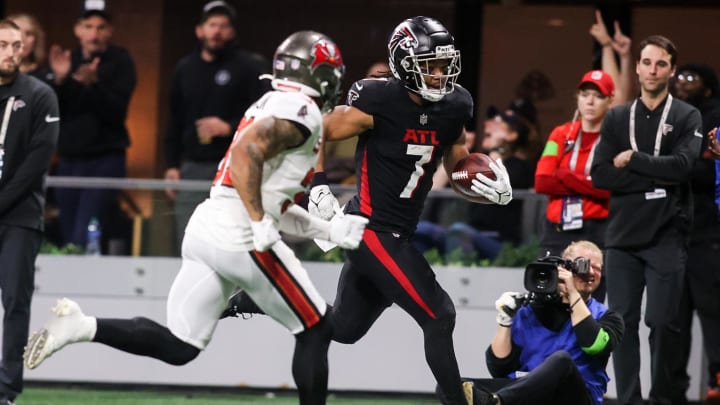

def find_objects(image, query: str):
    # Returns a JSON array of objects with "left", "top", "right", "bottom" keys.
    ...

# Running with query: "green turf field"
[{"left": 19, "top": 387, "right": 437, "bottom": 405}]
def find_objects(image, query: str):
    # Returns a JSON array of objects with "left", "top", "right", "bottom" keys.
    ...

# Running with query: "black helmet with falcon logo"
[{"left": 388, "top": 16, "right": 461, "bottom": 102}]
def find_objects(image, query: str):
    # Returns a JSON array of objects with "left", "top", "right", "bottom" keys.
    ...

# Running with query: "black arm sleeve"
[
  {"left": 485, "top": 342, "right": 523, "bottom": 378},
  {"left": 573, "top": 310, "right": 625, "bottom": 358}
]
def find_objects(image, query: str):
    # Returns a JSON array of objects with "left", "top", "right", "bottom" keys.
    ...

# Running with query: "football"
[{"left": 450, "top": 152, "right": 496, "bottom": 203}]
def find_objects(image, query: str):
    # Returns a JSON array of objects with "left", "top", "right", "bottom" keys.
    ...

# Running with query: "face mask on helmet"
[
  {"left": 261, "top": 31, "right": 345, "bottom": 112},
  {"left": 388, "top": 17, "right": 461, "bottom": 102}
]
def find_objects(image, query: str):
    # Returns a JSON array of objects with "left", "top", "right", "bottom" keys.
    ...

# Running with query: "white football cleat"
[{"left": 24, "top": 298, "right": 96, "bottom": 369}]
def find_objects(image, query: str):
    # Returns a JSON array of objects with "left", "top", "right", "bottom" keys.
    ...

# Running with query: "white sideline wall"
[{"left": 6, "top": 255, "right": 705, "bottom": 400}]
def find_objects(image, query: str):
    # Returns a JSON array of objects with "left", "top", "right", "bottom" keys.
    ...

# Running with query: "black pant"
[
  {"left": 606, "top": 227, "right": 687, "bottom": 405},
  {"left": 55, "top": 153, "right": 126, "bottom": 248},
  {"left": 330, "top": 229, "right": 465, "bottom": 405},
  {"left": 469, "top": 351, "right": 594, "bottom": 405},
  {"left": 0, "top": 225, "right": 41, "bottom": 400},
  {"left": 538, "top": 218, "right": 608, "bottom": 257},
  {"left": 668, "top": 239, "right": 720, "bottom": 403}
]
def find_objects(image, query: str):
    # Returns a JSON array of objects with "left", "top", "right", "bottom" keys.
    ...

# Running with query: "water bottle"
[
  {"left": 0, "top": 148, "right": 5, "bottom": 180},
  {"left": 86, "top": 217, "right": 102, "bottom": 256}
]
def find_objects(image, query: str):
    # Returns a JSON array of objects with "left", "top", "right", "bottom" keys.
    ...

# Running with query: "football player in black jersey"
[{"left": 309, "top": 16, "right": 513, "bottom": 405}]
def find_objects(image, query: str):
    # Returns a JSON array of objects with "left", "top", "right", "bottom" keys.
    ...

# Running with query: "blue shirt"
[{"left": 510, "top": 299, "right": 609, "bottom": 405}]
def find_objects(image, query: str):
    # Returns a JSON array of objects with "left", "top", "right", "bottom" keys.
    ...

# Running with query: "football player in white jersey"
[{"left": 23, "top": 31, "right": 366, "bottom": 405}]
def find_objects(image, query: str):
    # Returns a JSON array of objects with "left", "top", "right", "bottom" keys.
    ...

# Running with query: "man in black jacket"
[
  {"left": 0, "top": 19, "right": 59, "bottom": 405},
  {"left": 591, "top": 35, "right": 703, "bottom": 405},
  {"left": 48, "top": 2, "right": 136, "bottom": 252},
  {"left": 669, "top": 63, "right": 720, "bottom": 405},
  {"left": 164, "top": 1, "right": 269, "bottom": 253}
]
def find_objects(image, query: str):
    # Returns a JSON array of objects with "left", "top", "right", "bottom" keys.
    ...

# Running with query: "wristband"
[
  {"left": 570, "top": 296, "right": 583, "bottom": 309},
  {"left": 310, "top": 171, "right": 329, "bottom": 188}
]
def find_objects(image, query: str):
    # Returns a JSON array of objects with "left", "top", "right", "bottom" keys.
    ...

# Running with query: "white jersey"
[
  {"left": 185, "top": 90, "right": 322, "bottom": 251},
  {"left": 168, "top": 90, "right": 328, "bottom": 346}
]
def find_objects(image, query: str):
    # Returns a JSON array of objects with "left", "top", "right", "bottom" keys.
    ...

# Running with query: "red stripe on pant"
[
  {"left": 359, "top": 146, "right": 372, "bottom": 216},
  {"left": 363, "top": 230, "right": 436, "bottom": 319},
  {"left": 252, "top": 250, "right": 321, "bottom": 328}
]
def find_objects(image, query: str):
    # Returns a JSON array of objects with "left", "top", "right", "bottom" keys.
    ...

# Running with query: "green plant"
[
  {"left": 422, "top": 248, "right": 444, "bottom": 265},
  {"left": 444, "top": 247, "right": 483, "bottom": 267},
  {"left": 295, "top": 237, "right": 539, "bottom": 268},
  {"left": 40, "top": 240, "right": 84, "bottom": 255},
  {"left": 422, "top": 239, "right": 539, "bottom": 268},
  {"left": 298, "top": 242, "right": 347, "bottom": 262},
  {"left": 491, "top": 238, "right": 540, "bottom": 267}
]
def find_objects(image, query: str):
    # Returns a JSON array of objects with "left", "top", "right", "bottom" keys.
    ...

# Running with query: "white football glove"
[
  {"left": 308, "top": 184, "right": 340, "bottom": 221},
  {"left": 328, "top": 214, "right": 369, "bottom": 249},
  {"left": 471, "top": 158, "right": 513, "bottom": 205},
  {"left": 495, "top": 291, "right": 523, "bottom": 327},
  {"left": 249, "top": 214, "right": 281, "bottom": 251}
]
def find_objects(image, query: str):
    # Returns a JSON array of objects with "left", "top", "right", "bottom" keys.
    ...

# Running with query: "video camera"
[{"left": 522, "top": 255, "right": 591, "bottom": 301}]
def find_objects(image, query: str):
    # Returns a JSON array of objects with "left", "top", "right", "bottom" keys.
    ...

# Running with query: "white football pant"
[{"left": 167, "top": 234, "right": 327, "bottom": 349}]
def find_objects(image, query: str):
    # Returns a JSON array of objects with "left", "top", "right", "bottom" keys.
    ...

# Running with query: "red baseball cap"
[{"left": 578, "top": 70, "right": 615, "bottom": 96}]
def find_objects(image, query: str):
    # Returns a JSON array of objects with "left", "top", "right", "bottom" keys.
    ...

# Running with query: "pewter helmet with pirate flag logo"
[{"left": 261, "top": 31, "right": 345, "bottom": 112}]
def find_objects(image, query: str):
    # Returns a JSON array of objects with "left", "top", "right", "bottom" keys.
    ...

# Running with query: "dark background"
[{"left": 3, "top": 0, "right": 719, "bottom": 216}]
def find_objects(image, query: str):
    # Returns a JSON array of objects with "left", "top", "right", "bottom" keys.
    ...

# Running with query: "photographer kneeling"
[{"left": 441, "top": 240, "right": 624, "bottom": 405}]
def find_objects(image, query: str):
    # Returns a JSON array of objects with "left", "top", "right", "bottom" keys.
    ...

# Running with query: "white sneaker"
[{"left": 24, "top": 298, "right": 96, "bottom": 369}]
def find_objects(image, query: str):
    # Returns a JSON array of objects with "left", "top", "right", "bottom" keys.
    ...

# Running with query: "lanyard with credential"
[
  {"left": 629, "top": 94, "right": 673, "bottom": 157},
  {"left": 0, "top": 96, "right": 15, "bottom": 180},
  {"left": 568, "top": 129, "right": 600, "bottom": 176}
]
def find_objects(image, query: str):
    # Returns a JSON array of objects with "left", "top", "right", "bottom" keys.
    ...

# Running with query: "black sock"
[
  {"left": 94, "top": 317, "right": 200, "bottom": 365},
  {"left": 292, "top": 312, "right": 333, "bottom": 405}
]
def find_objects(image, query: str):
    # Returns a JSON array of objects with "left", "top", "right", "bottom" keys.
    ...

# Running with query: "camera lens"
[
  {"left": 534, "top": 269, "right": 552, "bottom": 290},
  {"left": 524, "top": 261, "right": 559, "bottom": 295}
]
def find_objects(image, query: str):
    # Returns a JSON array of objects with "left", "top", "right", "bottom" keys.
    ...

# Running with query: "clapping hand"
[
  {"left": 48, "top": 45, "right": 72, "bottom": 84},
  {"left": 72, "top": 57, "right": 99, "bottom": 85}
]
